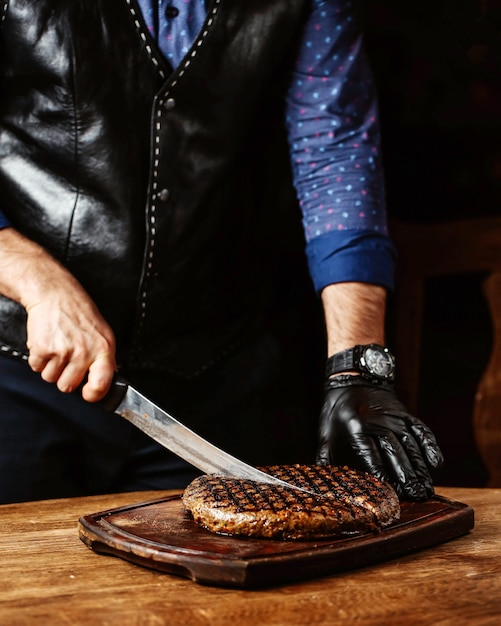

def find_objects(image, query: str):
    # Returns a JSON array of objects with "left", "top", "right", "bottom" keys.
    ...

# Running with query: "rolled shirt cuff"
[{"left": 305, "top": 229, "right": 397, "bottom": 292}]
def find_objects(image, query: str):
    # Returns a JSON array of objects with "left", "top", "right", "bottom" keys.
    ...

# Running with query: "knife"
[{"left": 102, "top": 375, "right": 316, "bottom": 495}]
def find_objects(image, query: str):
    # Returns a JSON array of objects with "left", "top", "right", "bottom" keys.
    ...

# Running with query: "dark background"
[{"left": 361, "top": 0, "right": 501, "bottom": 486}]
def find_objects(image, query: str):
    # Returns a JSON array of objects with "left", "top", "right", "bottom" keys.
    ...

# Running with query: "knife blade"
[{"left": 102, "top": 375, "right": 317, "bottom": 495}]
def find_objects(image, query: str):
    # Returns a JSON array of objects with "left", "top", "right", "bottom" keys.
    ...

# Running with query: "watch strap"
[{"left": 325, "top": 348, "right": 357, "bottom": 378}]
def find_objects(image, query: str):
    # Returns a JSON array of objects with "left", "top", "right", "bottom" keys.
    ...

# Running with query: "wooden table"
[{"left": 1, "top": 487, "right": 500, "bottom": 625}]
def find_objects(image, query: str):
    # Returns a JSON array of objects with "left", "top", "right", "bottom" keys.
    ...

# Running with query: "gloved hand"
[{"left": 316, "top": 375, "right": 444, "bottom": 500}]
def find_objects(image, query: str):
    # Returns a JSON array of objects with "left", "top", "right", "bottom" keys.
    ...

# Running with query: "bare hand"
[
  {"left": 0, "top": 228, "right": 116, "bottom": 402},
  {"left": 26, "top": 288, "right": 116, "bottom": 402}
]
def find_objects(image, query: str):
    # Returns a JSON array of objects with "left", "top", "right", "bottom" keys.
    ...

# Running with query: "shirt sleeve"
[{"left": 285, "top": 0, "right": 396, "bottom": 292}]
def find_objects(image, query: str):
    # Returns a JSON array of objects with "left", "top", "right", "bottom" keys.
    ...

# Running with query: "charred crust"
[{"left": 182, "top": 464, "right": 400, "bottom": 541}]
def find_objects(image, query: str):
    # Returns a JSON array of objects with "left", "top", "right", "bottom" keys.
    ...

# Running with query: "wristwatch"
[{"left": 325, "top": 343, "right": 396, "bottom": 383}]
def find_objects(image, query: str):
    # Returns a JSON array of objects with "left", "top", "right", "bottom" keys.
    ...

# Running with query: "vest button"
[
  {"left": 163, "top": 98, "right": 176, "bottom": 111},
  {"left": 158, "top": 188, "right": 170, "bottom": 202}
]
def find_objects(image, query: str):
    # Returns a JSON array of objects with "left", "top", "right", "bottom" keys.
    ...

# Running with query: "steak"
[{"left": 182, "top": 464, "right": 400, "bottom": 540}]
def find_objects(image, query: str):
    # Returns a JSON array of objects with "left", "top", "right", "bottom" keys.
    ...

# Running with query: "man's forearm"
[
  {"left": 320, "top": 282, "right": 387, "bottom": 357},
  {"left": 0, "top": 227, "right": 78, "bottom": 308}
]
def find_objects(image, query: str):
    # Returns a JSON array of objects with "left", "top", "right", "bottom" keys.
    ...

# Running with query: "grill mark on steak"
[
  {"left": 182, "top": 464, "right": 401, "bottom": 540},
  {"left": 261, "top": 465, "right": 392, "bottom": 516},
  {"left": 184, "top": 475, "right": 310, "bottom": 513}
]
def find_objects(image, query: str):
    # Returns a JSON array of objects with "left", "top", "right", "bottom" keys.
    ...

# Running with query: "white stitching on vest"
[
  {"left": 166, "top": 0, "right": 222, "bottom": 92},
  {"left": 125, "top": 0, "right": 166, "bottom": 79},
  {"left": 138, "top": 0, "right": 222, "bottom": 329},
  {"left": 0, "top": 345, "right": 28, "bottom": 360},
  {"left": 1, "top": 1, "right": 8, "bottom": 25}
]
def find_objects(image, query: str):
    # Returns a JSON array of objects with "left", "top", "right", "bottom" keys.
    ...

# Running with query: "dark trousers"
[{"left": 0, "top": 333, "right": 309, "bottom": 504}]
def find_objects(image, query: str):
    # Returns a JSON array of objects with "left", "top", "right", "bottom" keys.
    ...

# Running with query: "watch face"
[{"left": 362, "top": 346, "right": 394, "bottom": 379}]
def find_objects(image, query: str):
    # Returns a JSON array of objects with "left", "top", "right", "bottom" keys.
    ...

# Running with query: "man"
[{"left": 0, "top": 0, "right": 443, "bottom": 504}]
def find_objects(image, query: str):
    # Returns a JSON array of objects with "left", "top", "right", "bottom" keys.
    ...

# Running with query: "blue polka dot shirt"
[{"left": 0, "top": 0, "right": 395, "bottom": 291}]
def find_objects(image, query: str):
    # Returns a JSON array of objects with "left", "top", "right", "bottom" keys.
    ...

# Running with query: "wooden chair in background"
[{"left": 390, "top": 217, "right": 501, "bottom": 487}]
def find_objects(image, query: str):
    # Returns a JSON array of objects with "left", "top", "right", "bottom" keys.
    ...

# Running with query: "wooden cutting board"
[{"left": 78, "top": 493, "right": 474, "bottom": 588}]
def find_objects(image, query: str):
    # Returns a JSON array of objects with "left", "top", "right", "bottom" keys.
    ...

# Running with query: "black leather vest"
[{"left": 0, "top": 0, "right": 309, "bottom": 377}]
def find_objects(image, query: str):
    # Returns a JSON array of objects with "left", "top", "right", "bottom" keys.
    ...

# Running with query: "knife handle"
[{"left": 100, "top": 374, "right": 129, "bottom": 413}]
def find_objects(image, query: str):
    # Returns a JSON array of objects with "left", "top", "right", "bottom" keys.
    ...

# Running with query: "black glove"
[{"left": 316, "top": 375, "right": 444, "bottom": 500}]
